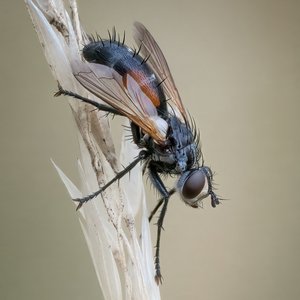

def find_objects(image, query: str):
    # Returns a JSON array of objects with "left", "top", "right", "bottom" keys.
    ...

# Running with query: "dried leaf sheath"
[{"left": 25, "top": 0, "right": 160, "bottom": 299}]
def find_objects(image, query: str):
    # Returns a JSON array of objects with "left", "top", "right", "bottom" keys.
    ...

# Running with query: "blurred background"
[{"left": 1, "top": 0, "right": 299, "bottom": 299}]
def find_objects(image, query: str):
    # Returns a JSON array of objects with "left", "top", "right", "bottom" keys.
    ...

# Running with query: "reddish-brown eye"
[{"left": 181, "top": 170, "right": 206, "bottom": 199}]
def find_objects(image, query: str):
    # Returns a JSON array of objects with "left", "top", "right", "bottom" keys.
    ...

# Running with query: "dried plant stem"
[{"left": 25, "top": 1, "right": 161, "bottom": 299}]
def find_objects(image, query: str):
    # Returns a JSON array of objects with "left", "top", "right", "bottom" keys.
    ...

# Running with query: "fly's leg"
[
  {"left": 54, "top": 85, "right": 123, "bottom": 116},
  {"left": 148, "top": 163, "right": 173, "bottom": 284},
  {"left": 148, "top": 198, "right": 164, "bottom": 223},
  {"left": 74, "top": 150, "right": 149, "bottom": 210},
  {"left": 148, "top": 188, "right": 176, "bottom": 223},
  {"left": 154, "top": 196, "right": 169, "bottom": 284}
]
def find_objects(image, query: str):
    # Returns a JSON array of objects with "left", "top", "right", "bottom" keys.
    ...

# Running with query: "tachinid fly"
[{"left": 55, "top": 22, "right": 220, "bottom": 284}]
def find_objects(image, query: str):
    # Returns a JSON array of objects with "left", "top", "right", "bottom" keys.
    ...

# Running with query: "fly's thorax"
[
  {"left": 149, "top": 117, "right": 198, "bottom": 173},
  {"left": 174, "top": 143, "right": 197, "bottom": 172},
  {"left": 150, "top": 142, "right": 198, "bottom": 175},
  {"left": 167, "top": 117, "right": 198, "bottom": 172}
]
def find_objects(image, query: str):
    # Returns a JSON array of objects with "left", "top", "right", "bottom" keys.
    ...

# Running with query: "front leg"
[
  {"left": 148, "top": 188, "right": 176, "bottom": 223},
  {"left": 148, "top": 163, "right": 172, "bottom": 284}
]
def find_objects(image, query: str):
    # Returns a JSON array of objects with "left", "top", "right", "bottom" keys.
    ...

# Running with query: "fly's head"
[{"left": 177, "top": 166, "right": 219, "bottom": 208}]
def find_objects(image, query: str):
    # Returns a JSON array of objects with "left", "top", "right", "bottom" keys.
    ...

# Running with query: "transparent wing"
[
  {"left": 133, "top": 22, "right": 188, "bottom": 122},
  {"left": 71, "top": 59, "right": 168, "bottom": 143}
]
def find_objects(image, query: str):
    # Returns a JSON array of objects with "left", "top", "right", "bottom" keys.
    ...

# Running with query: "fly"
[{"left": 55, "top": 22, "right": 220, "bottom": 284}]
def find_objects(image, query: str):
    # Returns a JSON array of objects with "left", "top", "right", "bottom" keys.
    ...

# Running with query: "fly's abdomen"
[{"left": 83, "top": 40, "right": 166, "bottom": 113}]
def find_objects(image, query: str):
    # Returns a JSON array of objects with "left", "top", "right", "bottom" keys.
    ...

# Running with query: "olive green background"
[{"left": 1, "top": 1, "right": 299, "bottom": 299}]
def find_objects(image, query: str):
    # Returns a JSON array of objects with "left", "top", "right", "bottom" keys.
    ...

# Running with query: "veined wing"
[
  {"left": 133, "top": 22, "right": 188, "bottom": 122},
  {"left": 71, "top": 59, "right": 168, "bottom": 143}
]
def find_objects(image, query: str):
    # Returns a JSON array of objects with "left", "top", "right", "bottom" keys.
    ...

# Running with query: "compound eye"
[{"left": 181, "top": 170, "right": 206, "bottom": 199}]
